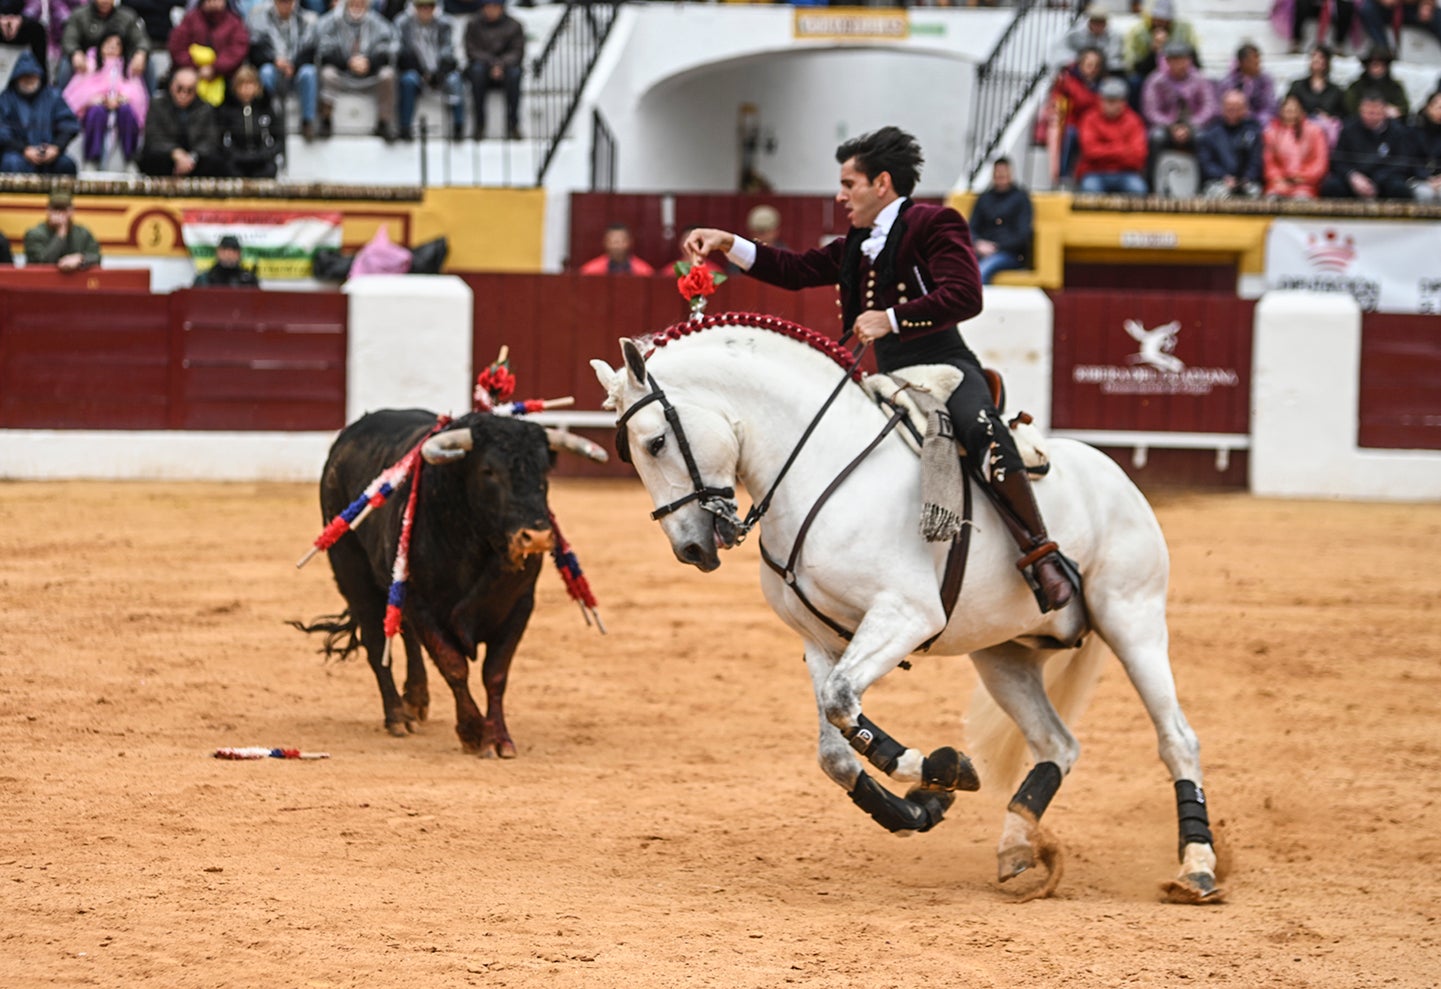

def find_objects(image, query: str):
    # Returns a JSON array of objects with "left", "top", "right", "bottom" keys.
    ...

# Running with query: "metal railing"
[
  {"left": 590, "top": 109, "right": 617, "bottom": 191},
  {"left": 965, "top": 0, "right": 1082, "bottom": 188},
  {"left": 531, "top": 0, "right": 622, "bottom": 185}
]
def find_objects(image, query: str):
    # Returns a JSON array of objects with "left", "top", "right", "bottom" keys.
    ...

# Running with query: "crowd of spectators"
[
  {"left": 0, "top": 0, "right": 531, "bottom": 178},
  {"left": 1044, "top": 1, "right": 1441, "bottom": 201}
]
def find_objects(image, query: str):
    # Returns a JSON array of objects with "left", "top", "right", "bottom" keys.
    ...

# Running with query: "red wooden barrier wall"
[
  {"left": 1359, "top": 314, "right": 1441, "bottom": 452},
  {"left": 0, "top": 287, "right": 346, "bottom": 431}
]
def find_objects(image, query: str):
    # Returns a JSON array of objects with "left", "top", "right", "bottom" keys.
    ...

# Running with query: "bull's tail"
[{"left": 287, "top": 611, "right": 363, "bottom": 662}]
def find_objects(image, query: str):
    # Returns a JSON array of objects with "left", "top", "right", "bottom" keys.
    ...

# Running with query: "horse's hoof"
[
  {"left": 997, "top": 843, "right": 1035, "bottom": 882},
  {"left": 402, "top": 700, "right": 429, "bottom": 724},
  {"left": 905, "top": 785, "right": 955, "bottom": 818},
  {"left": 1160, "top": 872, "right": 1226, "bottom": 905},
  {"left": 385, "top": 721, "right": 409, "bottom": 738},
  {"left": 921, "top": 747, "right": 981, "bottom": 792}
]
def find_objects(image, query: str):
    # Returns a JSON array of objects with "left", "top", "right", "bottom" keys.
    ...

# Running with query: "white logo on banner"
[
  {"left": 1072, "top": 320, "right": 1240, "bottom": 396},
  {"left": 1266, "top": 220, "right": 1441, "bottom": 314}
]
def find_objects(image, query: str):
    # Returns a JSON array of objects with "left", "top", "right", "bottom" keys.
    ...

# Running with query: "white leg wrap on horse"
[{"left": 892, "top": 748, "right": 924, "bottom": 783}]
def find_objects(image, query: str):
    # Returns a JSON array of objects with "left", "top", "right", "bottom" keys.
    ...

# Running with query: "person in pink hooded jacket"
[
  {"left": 1263, "top": 92, "right": 1329, "bottom": 198},
  {"left": 62, "top": 25, "right": 146, "bottom": 164}
]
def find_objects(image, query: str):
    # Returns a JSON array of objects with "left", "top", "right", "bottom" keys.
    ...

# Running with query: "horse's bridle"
[{"left": 615, "top": 373, "right": 742, "bottom": 525}]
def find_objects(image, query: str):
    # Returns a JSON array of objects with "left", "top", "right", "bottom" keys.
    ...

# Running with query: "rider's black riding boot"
[{"left": 990, "top": 469, "right": 1076, "bottom": 613}]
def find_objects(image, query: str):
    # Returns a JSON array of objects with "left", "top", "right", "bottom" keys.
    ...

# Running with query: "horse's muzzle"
[{"left": 676, "top": 538, "right": 721, "bottom": 572}]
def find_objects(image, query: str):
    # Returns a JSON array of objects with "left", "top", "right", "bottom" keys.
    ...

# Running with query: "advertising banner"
[
  {"left": 1265, "top": 219, "right": 1441, "bottom": 315},
  {"left": 182, "top": 209, "right": 343, "bottom": 279}
]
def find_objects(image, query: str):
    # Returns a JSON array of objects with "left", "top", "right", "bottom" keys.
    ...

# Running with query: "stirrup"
[{"left": 1017, "top": 544, "right": 1080, "bottom": 614}]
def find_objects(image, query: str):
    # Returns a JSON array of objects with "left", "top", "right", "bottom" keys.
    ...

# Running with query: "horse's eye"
[{"left": 646, "top": 434, "right": 665, "bottom": 457}]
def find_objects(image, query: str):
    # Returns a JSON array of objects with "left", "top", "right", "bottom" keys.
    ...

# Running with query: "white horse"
[{"left": 591, "top": 315, "right": 1223, "bottom": 903}]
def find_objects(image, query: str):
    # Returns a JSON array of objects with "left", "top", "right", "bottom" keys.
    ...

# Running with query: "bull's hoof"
[
  {"left": 921, "top": 746, "right": 981, "bottom": 792},
  {"left": 385, "top": 720, "right": 410, "bottom": 738},
  {"left": 1160, "top": 872, "right": 1225, "bottom": 905},
  {"left": 402, "top": 699, "right": 429, "bottom": 724}
]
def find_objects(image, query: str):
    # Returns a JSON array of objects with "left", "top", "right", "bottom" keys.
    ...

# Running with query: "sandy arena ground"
[{"left": 1, "top": 477, "right": 1438, "bottom": 988}]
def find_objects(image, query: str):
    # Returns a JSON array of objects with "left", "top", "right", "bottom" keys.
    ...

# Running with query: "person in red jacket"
[
  {"left": 579, "top": 224, "right": 655, "bottom": 276},
  {"left": 1045, "top": 45, "right": 1104, "bottom": 185},
  {"left": 1263, "top": 93, "right": 1329, "bottom": 199},
  {"left": 168, "top": 0, "right": 250, "bottom": 96},
  {"left": 1076, "top": 76, "right": 1150, "bottom": 194}
]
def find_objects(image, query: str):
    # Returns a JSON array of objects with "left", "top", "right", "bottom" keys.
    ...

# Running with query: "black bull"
[{"left": 293, "top": 409, "right": 555, "bottom": 756}]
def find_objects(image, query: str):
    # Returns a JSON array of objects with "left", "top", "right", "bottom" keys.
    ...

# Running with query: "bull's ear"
[
  {"left": 620, "top": 338, "right": 647, "bottom": 388},
  {"left": 589, "top": 358, "right": 620, "bottom": 411}
]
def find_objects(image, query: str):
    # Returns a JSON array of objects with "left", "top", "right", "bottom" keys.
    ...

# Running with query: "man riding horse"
[{"left": 685, "top": 127, "right": 1077, "bottom": 613}]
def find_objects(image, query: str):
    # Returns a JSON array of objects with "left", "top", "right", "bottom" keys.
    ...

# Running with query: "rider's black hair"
[{"left": 835, "top": 126, "right": 925, "bottom": 197}]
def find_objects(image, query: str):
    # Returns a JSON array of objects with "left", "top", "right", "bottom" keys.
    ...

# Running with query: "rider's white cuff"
[
  {"left": 727, "top": 237, "right": 757, "bottom": 270},
  {"left": 886, "top": 308, "right": 899, "bottom": 334}
]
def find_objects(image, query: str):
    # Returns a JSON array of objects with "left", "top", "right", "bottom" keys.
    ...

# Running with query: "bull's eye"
[{"left": 646, "top": 434, "right": 665, "bottom": 457}]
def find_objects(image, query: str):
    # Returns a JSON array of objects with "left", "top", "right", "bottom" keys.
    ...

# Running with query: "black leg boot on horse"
[{"left": 988, "top": 467, "right": 1077, "bottom": 614}]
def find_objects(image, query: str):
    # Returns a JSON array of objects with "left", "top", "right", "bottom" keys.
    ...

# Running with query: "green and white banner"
[{"left": 182, "top": 209, "right": 344, "bottom": 280}]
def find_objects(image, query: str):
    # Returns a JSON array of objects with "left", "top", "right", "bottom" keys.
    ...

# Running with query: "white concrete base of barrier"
[
  {"left": 343, "top": 275, "right": 475, "bottom": 423},
  {"left": 0, "top": 431, "right": 335, "bottom": 482},
  {"left": 1251, "top": 291, "right": 1441, "bottom": 501},
  {"left": 968, "top": 287, "right": 1054, "bottom": 429}
]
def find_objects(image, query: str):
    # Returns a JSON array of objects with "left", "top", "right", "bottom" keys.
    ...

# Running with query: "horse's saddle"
[{"left": 861, "top": 365, "right": 1050, "bottom": 473}]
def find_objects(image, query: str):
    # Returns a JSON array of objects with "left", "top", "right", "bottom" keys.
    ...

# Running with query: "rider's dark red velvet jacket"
[{"left": 744, "top": 199, "right": 983, "bottom": 373}]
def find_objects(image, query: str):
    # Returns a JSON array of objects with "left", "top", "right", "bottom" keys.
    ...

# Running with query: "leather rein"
[{"left": 618, "top": 343, "right": 973, "bottom": 654}]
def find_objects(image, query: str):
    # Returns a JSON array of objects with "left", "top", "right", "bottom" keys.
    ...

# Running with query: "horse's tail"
[{"left": 965, "top": 635, "right": 1110, "bottom": 792}]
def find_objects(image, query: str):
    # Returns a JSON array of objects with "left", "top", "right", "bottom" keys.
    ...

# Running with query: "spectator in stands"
[
  {"left": 218, "top": 63, "right": 282, "bottom": 177},
  {"left": 968, "top": 157, "right": 1032, "bottom": 283},
  {"left": 125, "top": 0, "right": 185, "bottom": 47},
  {"left": 1276, "top": 0, "right": 1355, "bottom": 54},
  {"left": 1358, "top": 0, "right": 1441, "bottom": 52},
  {"left": 314, "top": 0, "right": 398, "bottom": 141},
  {"left": 1322, "top": 90, "right": 1418, "bottom": 198},
  {"left": 1, "top": 0, "right": 49, "bottom": 81},
  {"left": 1143, "top": 41, "right": 1216, "bottom": 163},
  {"left": 1045, "top": 45, "right": 1104, "bottom": 186},
  {"left": 1076, "top": 76, "right": 1150, "bottom": 194},
  {"left": 247, "top": 0, "right": 318, "bottom": 140},
  {"left": 23, "top": 0, "right": 85, "bottom": 78},
  {"left": 137, "top": 65, "right": 226, "bottom": 175},
  {"left": 169, "top": 0, "right": 251, "bottom": 106},
  {"left": 579, "top": 223, "right": 654, "bottom": 276},
  {"left": 464, "top": 0, "right": 522, "bottom": 141},
  {"left": 1198, "top": 89, "right": 1264, "bottom": 198},
  {"left": 1124, "top": 0, "right": 1200, "bottom": 79},
  {"left": 396, "top": 0, "right": 462, "bottom": 141},
  {"left": 1285, "top": 43, "right": 1345, "bottom": 142},
  {"left": 22, "top": 188, "right": 99, "bottom": 270},
  {"left": 1409, "top": 89, "right": 1441, "bottom": 201},
  {"left": 1220, "top": 42, "right": 1277, "bottom": 127},
  {"left": 62, "top": 26, "right": 146, "bottom": 167},
  {"left": 1063, "top": 5, "right": 1123, "bottom": 73},
  {"left": 59, "top": 0, "right": 147, "bottom": 89},
  {"left": 194, "top": 233, "right": 261, "bottom": 286},
  {"left": 0, "top": 232, "right": 11, "bottom": 263},
  {"left": 1344, "top": 45, "right": 1408, "bottom": 118},
  {"left": 745, "top": 204, "right": 789, "bottom": 252},
  {"left": 0, "top": 51, "right": 77, "bottom": 173},
  {"left": 1264, "top": 92, "right": 1330, "bottom": 197}
]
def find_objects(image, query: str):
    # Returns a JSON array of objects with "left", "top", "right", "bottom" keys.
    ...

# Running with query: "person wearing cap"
[
  {"left": 1076, "top": 75, "right": 1150, "bottom": 195},
  {"left": 1322, "top": 89, "right": 1420, "bottom": 199},
  {"left": 395, "top": 0, "right": 464, "bottom": 142},
  {"left": 313, "top": 0, "right": 399, "bottom": 142},
  {"left": 194, "top": 233, "right": 260, "bottom": 287},
  {"left": 22, "top": 190, "right": 100, "bottom": 271},
  {"left": 59, "top": 0, "right": 148, "bottom": 90},
  {"left": 1358, "top": 0, "right": 1441, "bottom": 53},
  {"left": 1063, "top": 4, "right": 1123, "bottom": 73},
  {"left": 0, "top": 51, "right": 79, "bottom": 174},
  {"left": 1343, "top": 46, "right": 1408, "bottom": 118},
  {"left": 0, "top": 0, "right": 48, "bottom": 82},
  {"left": 463, "top": 0, "right": 523, "bottom": 141},
  {"left": 1142, "top": 40, "right": 1216, "bottom": 163},
  {"left": 246, "top": 0, "right": 319, "bottom": 140},
  {"left": 1123, "top": 0, "right": 1200, "bottom": 77}
]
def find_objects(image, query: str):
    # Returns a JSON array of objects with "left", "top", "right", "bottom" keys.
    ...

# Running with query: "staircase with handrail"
[{"left": 529, "top": 0, "right": 623, "bottom": 186}]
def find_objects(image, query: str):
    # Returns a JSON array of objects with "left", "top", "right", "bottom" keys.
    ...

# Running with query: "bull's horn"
[
  {"left": 545, "top": 428, "right": 609, "bottom": 463},
  {"left": 421, "top": 427, "right": 473, "bottom": 464}
]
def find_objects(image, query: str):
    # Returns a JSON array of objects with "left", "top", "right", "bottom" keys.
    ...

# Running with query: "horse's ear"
[
  {"left": 620, "top": 338, "right": 647, "bottom": 388},
  {"left": 589, "top": 358, "right": 621, "bottom": 411}
]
